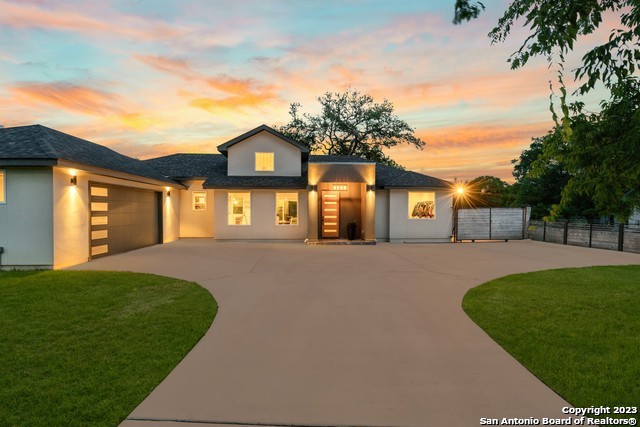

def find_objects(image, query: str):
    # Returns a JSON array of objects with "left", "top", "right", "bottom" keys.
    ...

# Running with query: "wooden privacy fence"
[
  {"left": 528, "top": 220, "right": 640, "bottom": 254},
  {"left": 455, "top": 207, "right": 530, "bottom": 242}
]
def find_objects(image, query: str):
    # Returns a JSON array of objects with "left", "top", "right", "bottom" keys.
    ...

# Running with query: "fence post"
[
  {"left": 543, "top": 221, "right": 546, "bottom": 242},
  {"left": 618, "top": 223, "right": 625, "bottom": 251},
  {"left": 589, "top": 223, "right": 593, "bottom": 248},
  {"left": 522, "top": 207, "right": 526, "bottom": 239},
  {"left": 489, "top": 208, "right": 492, "bottom": 240},
  {"left": 563, "top": 221, "right": 569, "bottom": 245}
]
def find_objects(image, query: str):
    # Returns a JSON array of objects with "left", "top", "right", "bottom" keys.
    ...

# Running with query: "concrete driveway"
[{"left": 71, "top": 239, "right": 639, "bottom": 427}]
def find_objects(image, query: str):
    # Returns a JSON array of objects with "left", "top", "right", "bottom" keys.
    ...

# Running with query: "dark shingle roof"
[
  {"left": 145, "top": 152, "right": 448, "bottom": 189},
  {"left": 0, "top": 125, "right": 179, "bottom": 185},
  {"left": 217, "top": 124, "right": 309, "bottom": 160},
  {"left": 376, "top": 164, "right": 449, "bottom": 188},
  {"left": 144, "top": 154, "right": 226, "bottom": 179}
]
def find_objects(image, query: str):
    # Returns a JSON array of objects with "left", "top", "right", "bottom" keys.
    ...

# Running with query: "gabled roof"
[
  {"left": 216, "top": 124, "right": 310, "bottom": 160},
  {"left": 0, "top": 125, "right": 180, "bottom": 186}
]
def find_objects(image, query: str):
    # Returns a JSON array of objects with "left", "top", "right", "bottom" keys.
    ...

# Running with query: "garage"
[{"left": 89, "top": 183, "right": 162, "bottom": 259}]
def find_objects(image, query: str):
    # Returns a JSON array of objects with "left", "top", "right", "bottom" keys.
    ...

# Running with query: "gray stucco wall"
[{"left": 0, "top": 167, "right": 54, "bottom": 268}]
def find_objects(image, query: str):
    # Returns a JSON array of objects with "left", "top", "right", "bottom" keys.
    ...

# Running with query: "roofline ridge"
[{"left": 33, "top": 125, "right": 59, "bottom": 158}]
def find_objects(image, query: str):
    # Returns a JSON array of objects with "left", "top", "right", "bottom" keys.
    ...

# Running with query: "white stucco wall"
[
  {"left": 52, "top": 167, "right": 180, "bottom": 269},
  {"left": 179, "top": 180, "right": 214, "bottom": 237},
  {"left": 213, "top": 189, "right": 308, "bottom": 240},
  {"left": 388, "top": 188, "right": 453, "bottom": 242},
  {"left": 227, "top": 131, "right": 301, "bottom": 176},
  {"left": 0, "top": 167, "right": 54, "bottom": 268},
  {"left": 374, "top": 189, "right": 390, "bottom": 241}
]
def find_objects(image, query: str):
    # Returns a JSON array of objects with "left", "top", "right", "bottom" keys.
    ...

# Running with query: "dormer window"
[{"left": 255, "top": 152, "right": 274, "bottom": 171}]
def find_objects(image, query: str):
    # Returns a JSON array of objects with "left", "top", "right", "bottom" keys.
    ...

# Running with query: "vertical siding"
[{"left": 374, "top": 189, "right": 390, "bottom": 241}]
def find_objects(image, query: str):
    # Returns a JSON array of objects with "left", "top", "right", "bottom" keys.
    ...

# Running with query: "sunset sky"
[{"left": 0, "top": 0, "right": 615, "bottom": 181}]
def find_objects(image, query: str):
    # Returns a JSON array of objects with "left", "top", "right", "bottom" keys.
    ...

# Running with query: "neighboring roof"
[
  {"left": 144, "top": 154, "right": 226, "bottom": 179},
  {"left": 0, "top": 125, "right": 180, "bottom": 185},
  {"left": 216, "top": 124, "right": 310, "bottom": 160},
  {"left": 376, "top": 164, "right": 450, "bottom": 188}
]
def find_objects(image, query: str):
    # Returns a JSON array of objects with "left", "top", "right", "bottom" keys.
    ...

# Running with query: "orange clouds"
[
  {"left": 135, "top": 54, "right": 280, "bottom": 113},
  {"left": 0, "top": 1, "right": 180, "bottom": 41},
  {"left": 389, "top": 121, "right": 553, "bottom": 182},
  {"left": 10, "top": 82, "right": 122, "bottom": 115}
]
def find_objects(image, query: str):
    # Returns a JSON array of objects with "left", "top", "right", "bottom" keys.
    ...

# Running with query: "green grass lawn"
[
  {"left": 463, "top": 265, "right": 640, "bottom": 412},
  {"left": 0, "top": 270, "right": 216, "bottom": 427}
]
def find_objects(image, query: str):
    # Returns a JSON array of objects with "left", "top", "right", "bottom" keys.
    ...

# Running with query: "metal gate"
[{"left": 455, "top": 207, "right": 530, "bottom": 242}]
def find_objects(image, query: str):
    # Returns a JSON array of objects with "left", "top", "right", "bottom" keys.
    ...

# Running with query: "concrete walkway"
[{"left": 71, "top": 240, "right": 639, "bottom": 427}]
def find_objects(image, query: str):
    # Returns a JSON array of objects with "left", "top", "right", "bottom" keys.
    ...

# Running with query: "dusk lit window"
[
  {"left": 276, "top": 192, "right": 298, "bottom": 225},
  {"left": 255, "top": 152, "right": 274, "bottom": 171},
  {"left": 193, "top": 191, "right": 207, "bottom": 211},
  {"left": 408, "top": 192, "right": 435, "bottom": 219},
  {"left": 228, "top": 192, "right": 251, "bottom": 225}
]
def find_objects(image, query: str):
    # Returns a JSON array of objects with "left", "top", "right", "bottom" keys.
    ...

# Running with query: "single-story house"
[{"left": 0, "top": 124, "right": 453, "bottom": 269}]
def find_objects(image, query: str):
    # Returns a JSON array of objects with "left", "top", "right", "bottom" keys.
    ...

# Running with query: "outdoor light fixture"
[
  {"left": 366, "top": 184, "right": 375, "bottom": 192},
  {"left": 167, "top": 190, "right": 171, "bottom": 197},
  {"left": 307, "top": 184, "right": 318, "bottom": 192},
  {"left": 70, "top": 176, "right": 77, "bottom": 185}
]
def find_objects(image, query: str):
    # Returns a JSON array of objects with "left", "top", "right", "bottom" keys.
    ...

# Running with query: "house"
[{"left": 0, "top": 124, "right": 453, "bottom": 269}]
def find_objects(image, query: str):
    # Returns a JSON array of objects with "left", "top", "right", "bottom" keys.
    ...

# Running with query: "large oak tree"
[{"left": 276, "top": 88, "right": 425, "bottom": 168}]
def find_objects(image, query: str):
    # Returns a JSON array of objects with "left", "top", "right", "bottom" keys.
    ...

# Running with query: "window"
[
  {"left": 408, "top": 192, "right": 436, "bottom": 219},
  {"left": 228, "top": 192, "right": 251, "bottom": 225},
  {"left": 0, "top": 170, "right": 5, "bottom": 203},
  {"left": 255, "top": 152, "right": 274, "bottom": 171},
  {"left": 193, "top": 191, "right": 207, "bottom": 211},
  {"left": 276, "top": 192, "right": 298, "bottom": 225}
]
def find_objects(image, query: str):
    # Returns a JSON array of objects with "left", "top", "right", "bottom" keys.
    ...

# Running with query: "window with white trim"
[
  {"left": 0, "top": 170, "right": 5, "bottom": 203},
  {"left": 276, "top": 192, "right": 298, "bottom": 225},
  {"left": 193, "top": 191, "right": 207, "bottom": 211},
  {"left": 255, "top": 152, "right": 274, "bottom": 171},
  {"left": 408, "top": 192, "right": 435, "bottom": 219},
  {"left": 228, "top": 192, "right": 251, "bottom": 225}
]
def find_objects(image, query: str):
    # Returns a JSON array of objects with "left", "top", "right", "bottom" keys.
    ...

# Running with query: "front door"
[{"left": 321, "top": 191, "right": 340, "bottom": 238}]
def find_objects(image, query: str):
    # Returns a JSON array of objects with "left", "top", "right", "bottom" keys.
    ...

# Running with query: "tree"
[
  {"left": 511, "top": 132, "right": 597, "bottom": 220},
  {"left": 542, "top": 79, "right": 640, "bottom": 222},
  {"left": 276, "top": 88, "right": 425, "bottom": 167},
  {"left": 454, "top": 1, "right": 640, "bottom": 97},
  {"left": 457, "top": 175, "right": 512, "bottom": 208}
]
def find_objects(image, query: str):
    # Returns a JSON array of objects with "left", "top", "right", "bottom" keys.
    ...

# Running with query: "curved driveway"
[{"left": 71, "top": 239, "right": 639, "bottom": 427}]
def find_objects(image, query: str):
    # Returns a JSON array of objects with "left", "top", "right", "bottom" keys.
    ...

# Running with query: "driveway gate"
[{"left": 455, "top": 207, "right": 530, "bottom": 242}]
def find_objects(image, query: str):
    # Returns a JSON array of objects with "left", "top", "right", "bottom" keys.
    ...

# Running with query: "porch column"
[
  {"left": 307, "top": 189, "right": 319, "bottom": 241},
  {"left": 364, "top": 187, "right": 376, "bottom": 241}
]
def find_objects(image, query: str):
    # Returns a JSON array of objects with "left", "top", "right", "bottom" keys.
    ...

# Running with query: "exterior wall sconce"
[
  {"left": 70, "top": 176, "right": 77, "bottom": 185},
  {"left": 366, "top": 184, "right": 375, "bottom": 192},
  {"left": 167, "top": 190, "right": 171, "bottom": 197},
  {"left": 307, "top": 184, "right": 318, "bottom": 192}
]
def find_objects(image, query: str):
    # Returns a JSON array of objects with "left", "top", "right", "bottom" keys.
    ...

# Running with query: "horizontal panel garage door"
[{"left": 90, "top": 183, "right": 162, "bottom": 259}]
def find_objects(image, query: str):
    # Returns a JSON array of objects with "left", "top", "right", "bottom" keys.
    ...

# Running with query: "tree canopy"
[
  {"left": 276, "top": 88, "right": 425, "bottom": 167},
  {"left": 454, "top": 0, "right": 640, "bottom": 96}
]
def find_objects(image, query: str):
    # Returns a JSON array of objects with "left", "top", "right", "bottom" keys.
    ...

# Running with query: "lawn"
[
  {"left": 463, "top": 265, "right": 640, "bottom": 412},
  {"left": 0, "top": 270, "right": 216, "bottom": 427}
]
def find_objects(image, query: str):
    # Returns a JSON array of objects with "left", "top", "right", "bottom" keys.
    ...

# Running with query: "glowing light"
[{"left": 457, "top": 186, "right": 464, "bottom": 195}]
